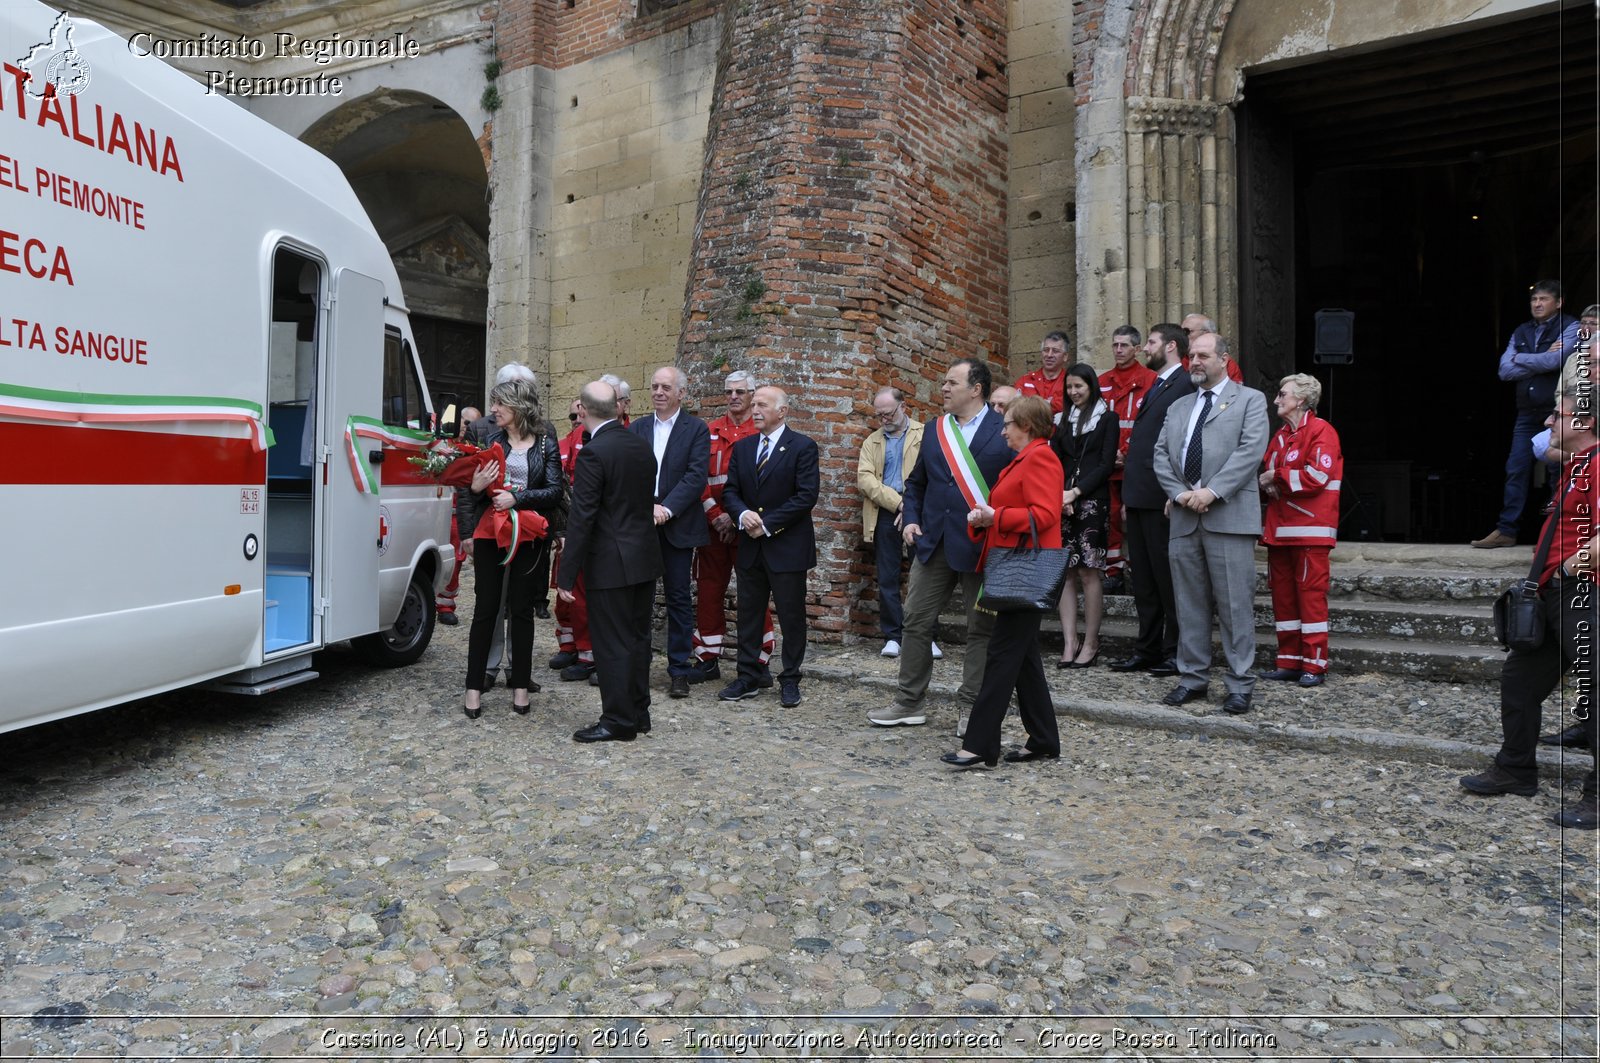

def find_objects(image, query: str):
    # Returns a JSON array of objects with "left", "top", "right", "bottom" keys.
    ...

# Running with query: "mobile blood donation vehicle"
[{"left": 0, "top": 2, "right": 455, "bottom": 732}]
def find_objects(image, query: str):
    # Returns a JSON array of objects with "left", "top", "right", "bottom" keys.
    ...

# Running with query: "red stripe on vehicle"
[{"left": 0, "top": 422, "right": 265, "bottom": 484}]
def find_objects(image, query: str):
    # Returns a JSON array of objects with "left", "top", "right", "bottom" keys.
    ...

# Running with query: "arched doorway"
[{"left": 301, "top": 90, "right": 490, "bottom": 422}]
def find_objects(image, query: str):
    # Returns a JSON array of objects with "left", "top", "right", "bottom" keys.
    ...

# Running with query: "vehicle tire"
[{"left": 354, "top": 572, "right": 435, "bottom": 667}]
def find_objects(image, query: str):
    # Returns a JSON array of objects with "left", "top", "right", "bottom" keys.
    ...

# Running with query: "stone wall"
[{"left": 678, "top": 0, "right": 1009, "bottom": 639}]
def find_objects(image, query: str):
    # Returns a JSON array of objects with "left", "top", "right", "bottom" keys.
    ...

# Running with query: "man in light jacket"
[{"left": 857, "top": 387, "right": 924, "bottom": 657}]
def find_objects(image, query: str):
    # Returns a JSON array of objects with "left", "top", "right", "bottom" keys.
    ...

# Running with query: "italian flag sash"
[{"left": 933, "top": 414, "right": 990, "bottom": 509}]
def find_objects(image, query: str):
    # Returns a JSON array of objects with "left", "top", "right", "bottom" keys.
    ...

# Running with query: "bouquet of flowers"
[{"left": 408, "top": 437, "right": 481, "bottom": 479}]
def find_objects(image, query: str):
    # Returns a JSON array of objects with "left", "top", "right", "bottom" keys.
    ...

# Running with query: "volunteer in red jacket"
[
  {"left": 1256, "top": 373, "right": 1342, "bottom": 687},
  {"left": 550, "top": 398, "right": 594, "bottom": 677},
  {"left": 1098, "top": 326, "right": 1156, "bottom": 589},
  {"left": 941, "top": 395, "right": 1065, "bottom": 769},
  {"left": 1016, "top": 330, "right": 1070, "bottom": 417}
]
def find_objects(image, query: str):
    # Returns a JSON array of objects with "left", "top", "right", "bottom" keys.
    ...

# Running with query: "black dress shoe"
[
  {"left": 535, "top": 604, "right": 551, "bottom": 620},
  {"left": 1110, "top": 655, "right": 1158, "bottom": 673},
  {"left": 549, "top": 650, "right": 579, "bottom": 670},
  {"left": 482, "top": 672, "right": 498, "bottom": 691},
  {"left": 573, "top": 721, "right": 636, "bottom": 743},
  {"left": 1460, "top": 766, "right": 1537, "bottom": 797},
  {"left": 560, "top": 662, "right": 595, "bottom": 681},
  {"left": 1553, "top": 794, "right": 1600, "bottom": 829},
  {"left": 686, "top": 660, "right": 721, "bottom": 684},
  {"left": 1161, "top": 685, "right": 1208, "bottom": 706},
  {"left": 940, "top": 751, "right": 997, "bottom": 768},
  {"left": 1258, "top": 667, "right": 1301, "bottom": 682},
  {"left": 1003, "top": 748, "right": 1060, "bottom": 763},
  {"left": 1148, "top": 658, "right": 1179, "bottom": 677},
  {"left": 1222, "top": 692, "right": 1252, "bottom": 714},
  {"left": 669, "top": 676, "right": 690, "bottom": 699},
  {"left": 638, "top": 716, "right": 652, "bottom": 735},
  {"left": 437, "top": 611, "right": 459, "bottom": 626},
  {"left": 780, "top": 680, "right": 801, "bottom": 708},
  {"left": 1540, "top": 723, "right": 1591, "bottom": 749}
]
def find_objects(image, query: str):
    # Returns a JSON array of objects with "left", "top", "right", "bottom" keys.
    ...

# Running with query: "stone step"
[{"left": 1100, "top": 593, "right": 1496, "bottom": 645}]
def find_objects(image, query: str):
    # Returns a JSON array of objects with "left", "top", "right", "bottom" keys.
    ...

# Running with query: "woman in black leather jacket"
[{"left": 462, "top": 379, "right": 564, "bottom": 718}]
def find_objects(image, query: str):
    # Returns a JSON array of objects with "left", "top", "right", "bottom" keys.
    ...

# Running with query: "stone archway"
[{"left": 301, "top": 90, "right": 491, "bottom": 414}]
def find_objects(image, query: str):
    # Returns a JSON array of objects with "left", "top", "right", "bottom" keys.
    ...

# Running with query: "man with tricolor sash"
[{"left": 869, "top": 358, "right": 1016, "bottom": 734}]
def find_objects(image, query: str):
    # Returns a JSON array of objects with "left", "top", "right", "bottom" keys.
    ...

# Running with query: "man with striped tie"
[{"left": 717, "top": 386, "right": 820, "bottom": 708}]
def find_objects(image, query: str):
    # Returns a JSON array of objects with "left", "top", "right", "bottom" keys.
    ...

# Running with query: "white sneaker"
[
  {"left": 954, "top": 712, "right": 968, "bottom": 738},
  {"left": 868, "top": 703, "right": 927, "bottom": 727},
  {"left": 881, "top": 640, "right": 901, "bottom": 658},
  {"left": 931, "top": 642, "right": 944, "bottom": 659}
]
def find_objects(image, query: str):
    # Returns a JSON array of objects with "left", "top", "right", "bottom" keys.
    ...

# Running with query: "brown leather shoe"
[{"left": 1470, "top": 530, "right": 1517, "bottom": 548}]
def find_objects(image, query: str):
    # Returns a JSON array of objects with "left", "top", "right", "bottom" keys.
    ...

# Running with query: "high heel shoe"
[
  {"left": 512, "top": 697, "right": 531, "bottom": 715},
  {"left": 940, "top": 751, "right": 998, "bottom": 769},
  {"left": 1071, "top": 652, "right": 1099, "bottom": 669},
  {"left": 463, "top": 702, "right": 482, "bottom": 720}
]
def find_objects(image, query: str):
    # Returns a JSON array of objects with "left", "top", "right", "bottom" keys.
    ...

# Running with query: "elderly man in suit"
[
  {"left": 1112, "top": 323, "right": 1196, "bottom": 677},
  {"left": 1154, "top": 332, "right": 1270, "bottom": 714},
  {"left": 558, "top": 380, "right": 664, "bottom": 742},
  {"left": 717, "top": 386, "right": 820, "bottom": 709},
  {"left": 631, "top": 366, "right": 711, "bottom": 699},
  {"left": 868, "top": 357, "right": 1016, "bottom": 735}
]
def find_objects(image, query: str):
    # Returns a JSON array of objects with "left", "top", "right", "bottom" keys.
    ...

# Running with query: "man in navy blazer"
[
  {"left": 869, "top": 358, "right": 1015, "bottom": 734},
  {"left": 717, "top": 386, "right": 819, "bottom": 709},
  {"left": 1113, "top": 323, "right": 1197, "bottom": 677},
  {"left": 632, "top": 367, "right": 711, "bottom": 698},
  {"left": 558, "top": 380, "right": 664, "bottom": 742}
]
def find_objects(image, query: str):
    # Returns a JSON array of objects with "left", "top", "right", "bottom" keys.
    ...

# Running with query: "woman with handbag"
[
  {"left": 942, "top": 394, "right": 1066, "bottom": 769},
  {"left": 1256, "top": 373, "right": 1343, "bottom": 688},
  {"left": 462, "top": 378, "right": 561, "bottom": 719},
  {"left": 1050, "top": 363, "right": 1119, "bottom": 669}
]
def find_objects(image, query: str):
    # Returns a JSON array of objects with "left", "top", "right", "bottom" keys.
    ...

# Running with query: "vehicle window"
[{"left": 382, "top": 331, "right": 428, "bottom": 430}]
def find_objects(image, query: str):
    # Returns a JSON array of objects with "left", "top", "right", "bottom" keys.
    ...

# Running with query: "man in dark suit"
[
  {"left": 558, "top": 380, "right": 664, "bottom": 742},
  {"left": 631, "top": 367, "right": 711, "bottom": 698},
  {"left": 1112, "top": 322, "right": 1196, "bottom": 677},
  {"left": 868, "top": 357, "right": 1015, "bottom": 735},
  {"left": 717, "top": 386, "right": 820, "bottom": 709}
]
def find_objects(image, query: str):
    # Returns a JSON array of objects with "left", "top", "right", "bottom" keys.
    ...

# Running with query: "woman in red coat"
[
  {"left": 1256, "top": 373, "right": 1342, "bottom": 687},
  {"left": 943, "top": 395, "right": 1066, "bottom": 768}
]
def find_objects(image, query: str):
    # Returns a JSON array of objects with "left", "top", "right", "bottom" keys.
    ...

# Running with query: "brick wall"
[
  {"left": 496, "top": 0, "right": 720, "bottom": 73},
  {"left": 679, "top": 0, "right": 1010, "bottom": 641}
]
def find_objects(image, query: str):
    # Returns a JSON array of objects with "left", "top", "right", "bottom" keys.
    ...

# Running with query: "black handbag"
[
  {"left": 980, "top": 513, "right": 1071, "bottom": 613},
  {"left": 1492, "top": 454, "right": 1588, "bottom": 651}
]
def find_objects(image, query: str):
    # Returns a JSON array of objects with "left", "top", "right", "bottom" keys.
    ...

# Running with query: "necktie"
[
  {"left": 757, "top": 435, "right": 771, "bottom": 481},
  {"left": 1184, "top": 390, "right": 1212, "bottom": 486}
]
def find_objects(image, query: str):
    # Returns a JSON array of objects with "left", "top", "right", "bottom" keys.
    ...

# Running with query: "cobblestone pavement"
[{"left": 1, "top": 585, "right": 1596, "bottom": 1061}]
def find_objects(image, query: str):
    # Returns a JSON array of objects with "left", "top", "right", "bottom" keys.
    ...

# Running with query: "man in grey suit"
[{"left": 1153, "top": 332, "right": 1270, "bottom": 714}]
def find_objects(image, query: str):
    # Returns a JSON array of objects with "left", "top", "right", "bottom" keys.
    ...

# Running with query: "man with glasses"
[
  {"left": 988, "top": 385, "right": 1019, "bottom": 418},
  {"left": 858, "top": 387, "right": 926, "bottom": 657},
  {"left": 691, "top": 371, "right": 774, "bottom": 684},
  {"left": 1100, "top": 326, "right": 1155, "bottom": 593},
  {"left": 1462, "top": 383, "right": 1600, "bottom": 829},
  {"left": 869, "top": 358, "right": 1012, "bottom": 734}
]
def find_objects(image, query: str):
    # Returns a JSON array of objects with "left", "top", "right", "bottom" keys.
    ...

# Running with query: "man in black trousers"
[
  {"left": 1112, "top": 322, "right": 1195, "bottom": 677},
  {"left": 631, "top": 366, "right": 710, "bottom": 699},
  {"left": 557, "top": 380, "right": 663, "bottom": 742},
  {"left": 717, "top": 385, "right": 820, "bottom": 709}
]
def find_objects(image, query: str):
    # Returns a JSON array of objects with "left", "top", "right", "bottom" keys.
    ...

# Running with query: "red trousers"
[
  {"left": 553, "top": 542, "right": 591, "bottom": 658},
  {"left": 439, "top": 515, "right": 463, "bottom": 614},
  {"left": 1105, "top": 478, "right": 1125, "bottom": 576},
  {"left": 693, "top": 537, "right": 773, "bottom": 664},
  {"left": 1268, "top": 545, "right": 1331, "bottom": 675}
]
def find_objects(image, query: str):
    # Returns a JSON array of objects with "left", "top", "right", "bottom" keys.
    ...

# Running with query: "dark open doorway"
[{"left": 1237, "top": 1, "right": 1597, "bottom": 543}]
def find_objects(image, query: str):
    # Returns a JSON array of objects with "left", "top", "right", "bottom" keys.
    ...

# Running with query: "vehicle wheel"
[{"left": 354, "top": 572, "right": 435, "bottom": 667}]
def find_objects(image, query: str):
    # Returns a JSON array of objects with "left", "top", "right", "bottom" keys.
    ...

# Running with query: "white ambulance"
[{"left": 0, "top": 2, "right": 455, "bottom": 732}]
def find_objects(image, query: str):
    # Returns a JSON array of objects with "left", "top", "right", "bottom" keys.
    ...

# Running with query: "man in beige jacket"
[{"left": 858, "top": 387, "right": 935, "bottom": 658}]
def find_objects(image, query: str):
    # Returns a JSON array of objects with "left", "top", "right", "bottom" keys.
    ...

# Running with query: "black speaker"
[{"left": 1314, "top": 309, "right": 1354, "bottom": 365}]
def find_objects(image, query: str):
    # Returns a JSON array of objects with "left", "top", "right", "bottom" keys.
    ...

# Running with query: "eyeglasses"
[{"left": 874, "top": 404, "right": 902, "bottom": 420}]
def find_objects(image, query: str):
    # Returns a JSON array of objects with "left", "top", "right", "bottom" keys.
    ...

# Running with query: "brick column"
[{"left": 679, "top": 0, "right": 1009, "bottom": 640}]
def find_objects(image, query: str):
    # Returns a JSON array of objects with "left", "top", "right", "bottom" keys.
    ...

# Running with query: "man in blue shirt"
[
  {"left": 857, "top": 387, "right": 925, "bottom": 657},
  {"left": 1475, "top": 280, "right": 1578, "bottom": 548}
]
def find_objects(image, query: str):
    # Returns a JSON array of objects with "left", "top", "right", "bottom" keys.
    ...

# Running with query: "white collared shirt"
[
  {"left": 954, "top": 404, "right": 987, "bottom": 445},
  {"left": 757, "top": 423, "right": 787, "bottom": 455},
  {"left": 652, "top": 408, "right": 679, "bottom": 471},
  {"left": 1182, "top": 384, "right": 1222, "bottom": 485}
]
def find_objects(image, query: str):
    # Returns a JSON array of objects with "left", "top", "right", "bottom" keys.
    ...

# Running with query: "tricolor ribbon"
[
  {"left": 933, "top": 413, "right": 990, "bottom": 511},
  {"left": 0, "top": 381, "right": 271, "bottom": 449},
  {"left": 344, "top": 415, "right": 434, "bottom": 495}
]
